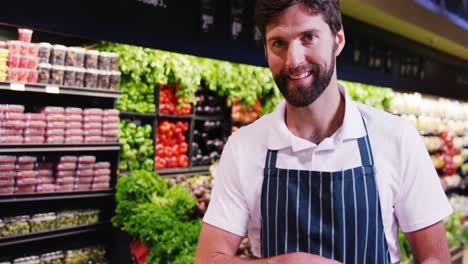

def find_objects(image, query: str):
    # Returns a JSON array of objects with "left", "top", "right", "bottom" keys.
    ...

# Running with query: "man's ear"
[{"left": 334, "top": 27, "right": 346, "bottom": 56}]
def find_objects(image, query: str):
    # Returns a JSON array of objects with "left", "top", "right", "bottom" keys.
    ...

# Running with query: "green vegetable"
[{"left": 119, "top": 121, "right": 154, "bottom": 172}]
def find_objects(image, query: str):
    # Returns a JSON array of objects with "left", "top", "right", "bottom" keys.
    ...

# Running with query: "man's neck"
[{"left": 285, "top": 81, "right": 345, "bottom": 145}]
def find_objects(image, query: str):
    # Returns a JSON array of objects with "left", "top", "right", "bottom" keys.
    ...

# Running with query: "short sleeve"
[
  {"left": 394, "top": 125, "right": 453, "bottom": 232},
  {"left": 203, "top": 138, "right": 249, "bottom": 237}
]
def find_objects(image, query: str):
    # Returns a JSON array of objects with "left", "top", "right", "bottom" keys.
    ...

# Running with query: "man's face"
[{"left": 264, "top": 3, "right": 344, "bottom": 107}]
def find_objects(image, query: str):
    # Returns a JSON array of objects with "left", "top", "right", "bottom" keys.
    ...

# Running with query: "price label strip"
[
  {"left": 45, "top": 85, "right": 60, "bottom": 94},
  {"left": 10, "top": 83, "right": 25, "bottom": 91}
]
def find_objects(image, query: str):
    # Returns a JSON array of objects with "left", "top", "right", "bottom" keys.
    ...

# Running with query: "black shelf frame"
[
  {"left": 120, "top": 111, "right": 158, "bottom": 119},
  {"left": 156, "top": 166, "right": 211, "bottom": 177},
  {"left": 0, "top": 81, "right": 122, "bottom": 99},
  {"left": 0, "top": 143, "right": 120, "bottom": 153},
  {"left": 0, "top": 190, "right": 114, "bottom": 204},
  {"left": 0, "top": 223, "right": 108, "bottom": 247}
]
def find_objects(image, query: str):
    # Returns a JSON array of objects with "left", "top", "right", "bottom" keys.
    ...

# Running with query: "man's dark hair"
[{"left": 255, "top": 0, "right": 343, "bottom": 40}]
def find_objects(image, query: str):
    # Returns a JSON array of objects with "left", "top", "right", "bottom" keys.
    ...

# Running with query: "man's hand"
[
  {"left": 405, "top": 221, "right": 451, "bottom": 264},
  {"left": 195, "top": 223, "right": 341, "bottom": 264}
]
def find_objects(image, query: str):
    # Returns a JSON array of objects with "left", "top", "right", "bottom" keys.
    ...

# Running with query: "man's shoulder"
[{"left": 228, "top": 113, "right": 272, "bottom": 149}]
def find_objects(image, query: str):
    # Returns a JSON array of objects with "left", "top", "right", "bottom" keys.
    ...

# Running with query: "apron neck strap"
[
  {"left": 265, "top": 149, "right": 279, "bottom": 169},
  {"left": 357, "top": 116, "right": 375, "bottom": 167}
]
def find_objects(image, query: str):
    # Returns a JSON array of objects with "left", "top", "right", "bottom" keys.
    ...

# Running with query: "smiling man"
[{"left": 195, "top": 1, "right": 452, "bottom": 263}]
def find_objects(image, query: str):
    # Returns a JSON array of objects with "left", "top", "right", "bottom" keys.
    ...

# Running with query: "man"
[{"left": 195, "top": 1, "right": 452, "bottom": 263}]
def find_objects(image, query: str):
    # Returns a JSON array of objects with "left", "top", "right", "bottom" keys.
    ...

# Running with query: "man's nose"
[{"left": 285, "top": 41, "right": 305, "bottom": 69}]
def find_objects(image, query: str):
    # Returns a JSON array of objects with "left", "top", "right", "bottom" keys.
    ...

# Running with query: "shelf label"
[
  {"left": 10, "top": 83, "right": 25, "bottom": 91},
  {"left": 45, "top": 85, "right": 60, "bottom": 94}
]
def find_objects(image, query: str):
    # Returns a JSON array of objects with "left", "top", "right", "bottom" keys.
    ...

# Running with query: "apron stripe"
[
  {"left": 363, "top": 167, "right": 369, "bottom": 264},
  {"left": 296, "top": 171, "right": 300, "bottom": 252},
  {"left": 341, "top": 169, "right": 346, "bottom": 263},
  {"left": 331, "top": 174, "right": 334, "bottom": 260},
  {"left": 352, "top": 168, "right": 358, "bottom": 264},
  {"left": 275, "top": 168, "right": 279, "bottom": 256},
  {"left": 319, "top": 171, "right": 323, "bottom": 256},
  {"left": 266, "top": 165, "right": 271, "bottom": 256},
  {"left": 285, "top": 169, "right": 289, "bottom": 253},
  {"left": 308, "top": 171, "right": 312, "bottom": 253}
]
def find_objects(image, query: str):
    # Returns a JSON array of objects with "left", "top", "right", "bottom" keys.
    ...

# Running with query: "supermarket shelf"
[
  {"left": 0, "top": 81, "right": 122, "bottom": 99},
  {"left": 0, "top": 190, "right": 114, "bottom": 204},
  {"left": 419, "top": 130, "right": 441, "bottom": 137},
  {"left": 120, "top": 112, "right": 157, "bottom": 119},
  {"left": 232, "top": 121, "right": 254, "bottom": 127},
  {"left": 0, "top": 143, "right": 120, "bottom": 153},
  {"left": 158, "top": 114, "right": 194, "bottom": 120},
  {"left": 157, "top": 166, "right": 210, "bottom": 177},
  {"left": 193, "top": 115, "right": 225, "bottom": 121},
  {"left": 0, "top": 223, "right": 108, "bottom": 247}
]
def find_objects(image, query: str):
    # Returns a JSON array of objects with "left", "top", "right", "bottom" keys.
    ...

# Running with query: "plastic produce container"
[
  {"left": 46, "top": 122, "right": 65, "bottom": 129},
  {"left": 65, "top": 136, "right": 83, "bottom": 144},
  {"left": 37, "top": 63, "right": 51, "bottom": 84},
  {"left": 50, "top": 45, "right": 66, "bottom": 66},
  {"left": 28, "top": 43, "right": 39, "bottom": 57},
  {"left": 46, "top": 114, "right": 65, "bottom": 122},
  {"left": 94, "top": 162, "right": 110, "bottom": 170},
  {"left": 64, "top": 107, "right": 83, "bottom": 115},
  {"left": 45, "top": 129, "right": 65, "bottom": 137},
  {"left": 102, "top": 116, "right": 119, "bottom": 124},
  {"left": 30, "top": 213, "right": 56, "bottom": 232},
  {"left": 0, "top": 216, "right": 30, "bottom": 237},
  {"left": 65, "top": 47, "right": 82, "bottom": 67},
  {"left": 84, "top": 136, "right": 103, "bottom": 143},
  {"left": 7, "top": 41, "right": 21, "bottom": 55},
  {"left": 28, "top": 69, "right": 39, "bottom": 83},
  {"left": 45, "top": 136, "right": 64, "bottom": 144},
  {"left": 74, "top": 67, "right": 85, "bottom": 87},
  {"left": 55, "top": 184, "right": 73, "bottom": 192},
  {"left": 63, "top": 67, "right": 75, "bottom": 87},
  {"left": 56, "top": 211, "right": 78, "bottom": 228},
  {"left": 97, "top": 52, "right": 111, "bottom": 70},
  {"left": 84, "top": 50, "right": 99, "bottom": 69},
  {"left": 55, "top": 170, "right": 75, "bottom": 178},
  {"left": 38, "top": 43, "right": 52, "bottom": 64},
  {"left": 77, "top": 163, "right": 94, "bottom": 170},
  {"left": 65, "top": 122, "right": 82, "bottom": 130},
  {"left": 83, "top": 122, "right": 101, "bottom": 130},
  {"left": 55, "top": 177, "right": 74, "bottom": 185},
  {"left": 109, "top": 71, "right": 121, "bottom": 90},
  {"left": 15, "top": 186, "right": 35, "bottom": 194},
  {"left": 19, "top": 42, "right": 30, "bottom": 56},
  {"left": 35, "top": 184, "right": 55, "bottom": 193},
  {"left": 75, "top": 169, "right": 93, "bottom": 178},
  {"left": 27, "top": 56, "right": 38, "bottom": 70},
  {"left": 0, "top": 179, "right": 14, "bottom": 187},
  {"left": 0, "top": 47, "right": 9, "bottom": 58},
  {"left": 83, "top": 108, "right": 103, "bottom": 116},
  {"left": 97, "top": 71, "right": 110, "bottom": 89},
  {"left": 84, "top": 69, "right": 98, "bottom": 88},
  {"left": 78, "top": 209, "right": 99, "bottom": 225},
  {"left": 83, "top": 130, "right": 101, "bottom": 137},
  {"left": 0, "top": 187, "right": 14, "bottom": 195},
  {"left": 42, "top": 106, "right": 65, "bottom": 115},
  {"left": 0, "top": 72, "right": 7, "bottom": 82},
  {"left": 0, "top": 164, "right": 15, "bottom": 171},
  {"left": 18, "top": 68, "right": 28, "bottom": 83},
  {"left": 16, "top": 178, "right": 37, "bottom": 187},
  {"left": 5, "top": 104, "right": 24, "bottom": 113},
  {"left": 37, "top": 169, "right": 53, "bottom": 177},
  {"left": 0, "top": 129, "right": 19, "bottom": 136},
  {"left": 16, "top": 170, "right": 36, "bottom": 179},
  {"left": 92, "top": 182, "right": 110, "bottom": 190},
  {"left": 8, "top": 54, "right": 20, "bottom": 68},
  {"left": 102, "top": 129, "right": 118, "bottom": 137},
  {"left": 18, "top": 29, "right": 33, "bottom": 43},
  {"left": 23, "top": 136, "right": 45, "bottom": 144},
  {"left": 60, "top": 156, "right": 77, "bottom": 163},
  {"left": 37, "top": 177, "right": 54, "bottom": 185},
  {"left": 0, "top": 136, "right": 23, "bottom": 144},
  {"left": 25, "top": 113, "right": 45, "bottom": 121},
  {"left": 7, "top": 68, "right": 19, "bottom": 82},
  {"left": 93, "top": 169, "right": 111, "bottom": 177},
  {"left": 93, "top": 176, "right": 110, "bottom": 183},
  {"left": 17, "top": 156, "right": 37, "bottom": 164},
  {"left": 74, "top": 184, "right": 90, "bottom": 191},
  {"left": 78, "top": 156, "right": 96, "bottom": 164},
  {"left": 49, "top": 65, "right": 65, "bottom": 85},
  {"left": 16, "top": 163, "right": 35, "bottom": 171},
  {"left": 40, "top": 251, "right": 64, "bottom": 264},
  {"left": 83, "top": 115, "right": 102, "bottom": 123},
  {"left": 26, "top": 121, "right": 46, "bottom": 129},
  {"left": 0, "top": 156, "right": 16, "bottom": 164},
  {"left": 23, "top": 129, "right": 45, "bottom": 137},
  {"left": 109, "top": 53, "right": 119, "bottom": 71},
  {"left": 65, "top": 115, "right": 82, "bottom": 123},
  {"left": 57, "top": 163, "right": 76, "bottom": 171},
  {"left": 3, "top": 120, "right": 26, "bottom": 129},
  {"left": 36, "top": 162, "right": 53, "bottom": 170},
  {"left": 75, "top": 177, "right": 93, "bottom": 184}
]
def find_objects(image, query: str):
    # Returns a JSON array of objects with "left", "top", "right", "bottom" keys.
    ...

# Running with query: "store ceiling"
[{"left": 342, "top": 0, "right": 468, "bottom": 61}]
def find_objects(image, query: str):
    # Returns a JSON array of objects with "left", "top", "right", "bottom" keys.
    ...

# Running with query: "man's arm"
[
  {"left": 405, "top": 221, "right": 451, "bottom": 264},
  {"left": 195, "top": 223, "right": 341, "bottom": 264}
]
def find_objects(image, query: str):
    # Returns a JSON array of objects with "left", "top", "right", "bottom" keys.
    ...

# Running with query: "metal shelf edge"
[
  {"left": 0, "top": 190, "right": 115, "bottom": 204},
  {"left": 0, "top": 144, "right": 120, "bottom": 153}
]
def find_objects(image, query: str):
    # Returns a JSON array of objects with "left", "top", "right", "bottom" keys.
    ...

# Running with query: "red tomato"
[
  {"left": 164, "top": 146, "right": 173, "bottom": 157},
  {"left": 155, "top": 157, "right": 166, "bottom": 170},
  {"left": 177, "top": 134, "right": 186, "bottom": 143},
  {"left": 167, "top": 156, "right": 178, "bottom": 168},
  {"left": 178, "top": 155, "right": 189, "bottom": 168},
  {"left": 156, "top": 144, "right": 165, "bottom": 157},
  {"left": 179, "top": 142, "right": 188, "bottom": 154}
]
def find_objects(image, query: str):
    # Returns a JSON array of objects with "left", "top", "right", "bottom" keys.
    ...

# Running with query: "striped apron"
[{"left": 260, "top": 117, "right": 391, "bottom": 263}]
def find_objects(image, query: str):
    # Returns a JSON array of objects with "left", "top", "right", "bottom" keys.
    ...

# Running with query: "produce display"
[
  {"left": 0, "top": 154, "right": 111, "bottom": 195},
  {"left": 0, "top": 105, "right": 119, "bottom": 144},
  {"left": 192, "top": 121, "right": 223, "bottom": 166},
  {"left": 0, "top": 28, "right": 120, "bottom": 89},
  {"left": 155, "top": 120, "right": 189, "bottom": 170},
  {"left": 119, "top": 121, "right": 154, "bottom": 172},
  {"left": 3, "top": 246, "right": 107, "bottom": 264},
  {"left": 159, "top": 84, "right": 192, "bottom": 115},
  {"left": 231, "top": 98, "right": 262, "bottom": 124},
  {"left": 342, "top": 80, "right": 394, "bottom": 110},
  {"left": 195, "top": 85, "right": 225, "bottom": 116},
  {"left": 0, "top": 209, "right": 99, "bottom": 238},
  {"left": 113, "top": 170, "right": 200, "bottom": 263}
]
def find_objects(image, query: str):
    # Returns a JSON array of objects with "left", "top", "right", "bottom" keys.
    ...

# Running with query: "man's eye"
[
  {"left": 304, "top": 34, "right": 315, "bottom": 41},
  {"left": 272, "top": 40, "right": 286, "bottom": 48}
]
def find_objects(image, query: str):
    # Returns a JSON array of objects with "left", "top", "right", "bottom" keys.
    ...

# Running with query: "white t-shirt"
[{"left": 203, "top": 84, "right": 452, "bottom": 263}]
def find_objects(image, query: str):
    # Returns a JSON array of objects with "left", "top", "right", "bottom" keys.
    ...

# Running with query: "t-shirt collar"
[{"left": 267, "top": 82, "right": 367, "bottom": 152}]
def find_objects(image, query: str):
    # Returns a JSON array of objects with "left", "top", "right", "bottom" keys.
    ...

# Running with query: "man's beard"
[{"left": 274, "top": 51, "right": 336, "bottom": 108}]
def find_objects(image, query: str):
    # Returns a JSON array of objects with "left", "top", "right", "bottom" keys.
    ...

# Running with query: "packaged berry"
[
  {"left": 102, "top": 116, "right": 119, "bottom": 123},
  {"left": 75, "top": 177, "right": 93, "bottom": 184},
  {"left": 60, "top": 156, "right": 78, "bottom": 163},
  {"left": 78, "top": 156, "right": 95, "bottom": 163},
  {"left": 50, "top": 45, "right": 67, "bottom": 66},
  {"left": 83, "top": 116, "right": 102, "bottom": 123},
  {"left": 8, "top": 54, "right": 20, "bottom": 69},
  {"left": 25, "top": 113, "right": 45, "bottom": 121},
  {"left": 102, "top": 109, "right": 119, "bottom": 117},
  {"left": 36, "top": 184, "right": 55, "bottom": 193},
  {"left": 93, "top": 176, "right": 110, "bottom": 183},
  {"left": 16, "top": 163, "right": 35, "bottom": 171},
  {"left": 56, "top": 170, "right": 75, "bottom": 178},
  {"left": 65, "top": 136, "right": 83, "bottom": 144},
  {"left": 28, "top": 43, "right": 39, "bottom": 57},
  {"left": 0, "top": 179, "right": 14, "bottom": 187},
  {"left": 65, "top": 47, "right": 84, "bottom": 67},
  {"left": 56, "top": 163, "right": 76, "bottom": 171},
  {"left": 45, "top": 136, "right": 64, "bottom": 144},
  {"left": 46, "top": 122, "right": 65, "bottom": 129},
  {"left": 5, "top": 112, "right": 24, "bottom": 121},
  {"left": 16, "top": 170, "right": 36, "bottom": 179},
  {"left": 49, "top": 65, "right": 65, "bottom": 85},
  {"left": 75, "top": 169, "right": 94, "bottom": 177},
  {"left": 102, "top": 130, "right": 119, "bottom": 137},
  {"left": 17, "top": 156, "right": 37, "bottom": 164},
  {"left": 20, "top": 42, "right": 30, "bottom": 56},
  {"left": 3, "top": 120, "right": 25, "bottom": 129},
  {"left": 97, "top": 71, "right": 110, "bottom": 89},
  {"left": 28, "top": 70, "right": 39, "bottom": 83},
  {"left": 65, "top": 122, "right": 82, "bottom": 129},
  {"left": 27, "top": 56, "right": 38, "bottom": 70},
  {"left": 102, "top": 137, "right": 118, "bottom": 143},
  {"left": 77, "top": 163, "right": 94, "bottom": 170},
  {"left": 38, "top": 43, "right": 52, "bottom": 64},
  {"left": 0, "top": 129, "right": 19, "bottom": 136},
  {"left": 5, "top": 104, "right": 24, "bottom": 113},
  {"left": 83, "top": 130, "right": 101, "bottom": 137},
  {"left": 19, "top": 55, "right": 29, "bottom": 68},
  {"left": 84, "top": 136, "right": 103, "bottom": 143},
  {"left": 18, "top": 68, "right": 29, "bottom": 83},
  {"left": 37, "top": 177, "right": 54, "bottom": 184},
  {"left": 55, "top": 184, "right": 73, "bottom": 192},
  {"left": 36, "top": 162, "right": 53, "bottom": 170},
  {"left": 46, "top": 114, "right": 65, "bottom": 122},
  {"left": 65, "top": 129, "right": 83, "bottom": 137},
  {"left": 18, "top": 29, "right": 33, "bottom": 43},
  {"left": 74, "top": 184, "right": 90, "bottom": 191},
  {"left": 26, "top": 121, "right": 47, "bottom": 129},
  {"left": 0, "top": 186, "right": 14, "bottom": 194},
  {"left": 0, "top": 136, "right": 23, "bottom": 144},
  {"left": 84, "top": 50, "right": 99, "bottom": 69},
  {"left": 84, "top": 69, "right": 98, "bottom": 88},
  {"left": 92, "top": 182, "right": 110, "bottom": 190},
  {"left": 83, "top": 108, "right": 103, "bottom": 116},
  {"left": 23, "top": 136, "right": 45, "bottom": 144},
  {"left": 0, "top": 155, "right": 16, "bottom": 163},
  {"left": 16, "top": 178, "right": 37, "bottom": 187},
  {"left": 55, "top": 177, "right": 74, "bottom": 185},
  {"left": 15, "top": 185, "right": 36, "bottom": 194},
  {"left": 83, "top": 122, "right": 101, "bottom": 130},
  {"left": 94, "top": 169, "right": 111, "bottom": 177},
  {"left": 64, "top": 107, "right": 82, "bottom": 115},
  {"left": 0, "top": 47, "right": 9, "bottom": 57},
  {"left": 63, "top": 67, "right": 75, "bottom": 87},
  {"left": 23, "top": 129, "right": 45, "bottom": 136},
  {"left": 108, "top": 71, "right": 121, "bottom": 90},
  {"left": 42, "top": 106, "right": 65, "bottom": 115},
  {"left": 0, "top": 164, "right": 15, "bottom": 171},
  {"left": 65, "top": 115, "right": 82, "bottom": 123},
  {"left": 36, "top": 169, "right": 53, "bottom": 177},
  {"left": 0, "top": 171, "right": 15, "bottom": 180},
  {"left": 109, "top": 52, "right": 120, "bottom": 71},
  {"left": 38, "top": 63, "right": 51, "bottom": 84},
  {"left": 0, "top": 72, "right": 6, "bottom": 82},
  {"left": 7, "top": 40, "right": 21, "bottom": 55},
  {"left": 97, "top": 52, "right": 112, "bottom": 70},
  {"left": 46, "top": 129, "right": 65, "bottom": 137},
  {"left": 74, "top": 67, "right": 85, "bottom": 87}
]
